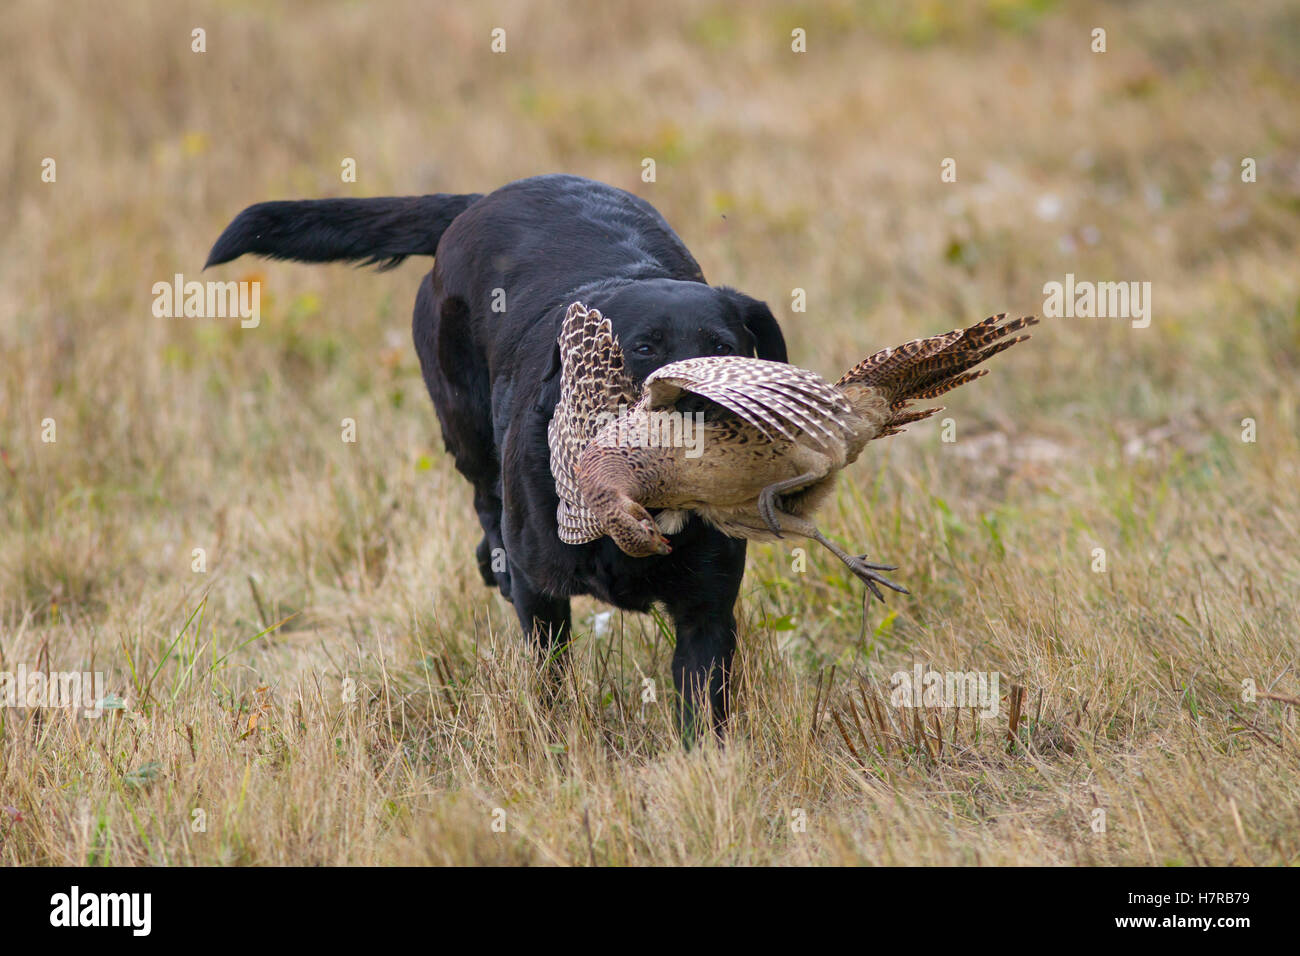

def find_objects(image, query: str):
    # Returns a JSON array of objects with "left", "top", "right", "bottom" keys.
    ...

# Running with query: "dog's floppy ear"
[
  {"left": 533, "top": 308, "right": 566, "bottom": 413},
  {"left": 539, "top": 302, "right": 570, "bottom": 383},
  {"left": 541, "top": 340, "right": 563, "bottom": 382},
  {"left": 723, "top": 288, "right": 788, "bottom": 363},
  {"left": 534, "top": 346, "right": 563, "bottom": 415}
]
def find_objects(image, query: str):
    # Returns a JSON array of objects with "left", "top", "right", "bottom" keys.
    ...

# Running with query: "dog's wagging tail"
[{"left": 205, "top": 193, "right": 483, "bottom": 271}]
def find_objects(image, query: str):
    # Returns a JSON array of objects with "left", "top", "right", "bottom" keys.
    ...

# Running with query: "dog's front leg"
[
  {"left": 509, "top": 568, "right": 572, "bottom": 663},
  {"left": 668, "top": 608, "right": 737, "bottom": 746},
  {"left": 663, "top": 535, "right": 745, "bottom": 745}
]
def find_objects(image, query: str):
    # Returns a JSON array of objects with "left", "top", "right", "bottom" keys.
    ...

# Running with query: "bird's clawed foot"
[
  {"left": 845, "top": 554, "right": 909, "bottom": 602},
  {"left": 758, "top": 473, "right": 821, "bottom": 539},
  {"left": 757, "top": 486, "right": 785, "bottom": 538}
]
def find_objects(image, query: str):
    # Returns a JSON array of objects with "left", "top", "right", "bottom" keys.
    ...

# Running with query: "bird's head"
[{"left": 607, "top": 498, "right": 672, "bottom": 558}]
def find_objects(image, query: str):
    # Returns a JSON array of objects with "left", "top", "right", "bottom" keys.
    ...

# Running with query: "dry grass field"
[{"left": 2, "top": 0, "right": 1299, "bottom": 866}]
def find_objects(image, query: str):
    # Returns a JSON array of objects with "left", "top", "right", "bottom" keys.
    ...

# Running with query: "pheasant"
[{"left": 549, "top": 302, "right": 1038, "bottom": 599}]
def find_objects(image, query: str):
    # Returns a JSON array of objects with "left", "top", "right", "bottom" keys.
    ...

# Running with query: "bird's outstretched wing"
[
  {"left": 644, "top": 356, "right": 853, "bottom": 447},
  {"left": 548, "top": 302, "right": 639, "bottom": 544}
]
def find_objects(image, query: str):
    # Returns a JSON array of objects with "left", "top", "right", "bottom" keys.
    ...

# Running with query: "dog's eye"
[
  {"left": 712, "top": 342, "right": 733, "bottom": 355},
  {"left": 633, "top": 344, "right": 654, "bottom": 355}
]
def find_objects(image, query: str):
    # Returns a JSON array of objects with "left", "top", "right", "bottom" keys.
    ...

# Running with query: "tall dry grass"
[{"left": 1, "top": 0, "right": 1298, "bottom": 864}]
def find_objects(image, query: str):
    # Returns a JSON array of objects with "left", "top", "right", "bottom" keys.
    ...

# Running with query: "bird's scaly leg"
[
  {"left": 757, "top": 472, "right": 822, "bottom": 538},
  {"left": 762, "top": 509, "right": 908, "bottom": 602}
]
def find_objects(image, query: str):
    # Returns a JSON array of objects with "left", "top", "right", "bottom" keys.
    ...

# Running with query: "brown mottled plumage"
[
  {"left": 548, "top": 302, "right": 640, "bottom": 544},
  {"left": 550, "top": 302, "right": 1038, "bottom": 599}
]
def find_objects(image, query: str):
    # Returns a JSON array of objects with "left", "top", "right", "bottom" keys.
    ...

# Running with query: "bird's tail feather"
[{"left": 836, "top": 313, "right": 1038, "bottom": 436}]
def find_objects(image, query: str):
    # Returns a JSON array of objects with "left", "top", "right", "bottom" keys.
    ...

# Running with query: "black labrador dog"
[{"left": 207, "top": 174, "right": 788, "bottom": 738}]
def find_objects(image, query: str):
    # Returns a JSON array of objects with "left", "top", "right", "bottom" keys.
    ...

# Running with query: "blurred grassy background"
[{"left": 1, "top": 0, "right": 1298, "bottom": 865}]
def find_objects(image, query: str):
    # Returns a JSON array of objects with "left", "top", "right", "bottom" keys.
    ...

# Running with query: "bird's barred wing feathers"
[
  {"left": 644, "top": 356, "right": 853, "bottom": 446},
  {"left": 548, "top": 302, "right": 639, "bottom": 544}
]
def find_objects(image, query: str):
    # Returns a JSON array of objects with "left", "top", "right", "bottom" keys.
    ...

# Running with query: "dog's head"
[{"left": 543, "top": 278, "right": 787, "bottom": 388}]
